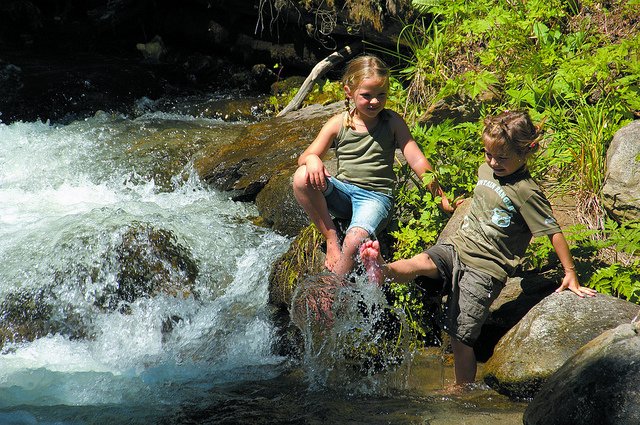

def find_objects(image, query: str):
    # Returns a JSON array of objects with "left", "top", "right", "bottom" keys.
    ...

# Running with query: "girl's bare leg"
[
  {"left": 292, "top": 166, "right": 341, "bottom": 270},
  {"left": 332, "top": 227, "right": 369, "bottom": 276}
]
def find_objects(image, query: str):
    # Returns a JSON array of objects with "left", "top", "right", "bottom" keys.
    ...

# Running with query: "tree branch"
[{"left": 277, "top": 42, "right": 363, "bottom": 117}]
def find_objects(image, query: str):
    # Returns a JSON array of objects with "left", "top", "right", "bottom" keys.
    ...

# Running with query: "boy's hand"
[
  {"left": 440, "top": 195, "right": 466, "bottom": 214},
  {"left": 555, "top": 271, "right": 597, "bottom": 298}
]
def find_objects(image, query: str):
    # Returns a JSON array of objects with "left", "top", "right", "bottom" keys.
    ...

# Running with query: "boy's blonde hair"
[
  {"left": 342, "top": 55, "right": 390, "bottom": 128},
  {"left": 482, "top": 110, "right": 543, "bottom": 159}
]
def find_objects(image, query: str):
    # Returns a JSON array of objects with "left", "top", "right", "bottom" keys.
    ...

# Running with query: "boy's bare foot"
[
  {"left": 434, "top": 382, "right": 474, "bottom": 397},
  {"left": 359, "top": 240, "right": 385, "bottom": 285}
]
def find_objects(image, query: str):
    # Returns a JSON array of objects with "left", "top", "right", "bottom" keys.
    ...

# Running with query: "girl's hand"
[
  {"left": 440, "top": 194, "right": 465, "bottom": 214},
  {"left": 440, "top": 195, "right": 455, "bottom": 214},
  {"left": 305, "top": 155, "right": 330, "bottom": 191}
]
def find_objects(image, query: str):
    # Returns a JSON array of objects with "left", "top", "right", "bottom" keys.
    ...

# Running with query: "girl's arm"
[
  {"left": 391, "top": 113, "right": 455, "bottom": 213},
  {"left": 297, "top": 114, "right": 342, "bottom": 191},
  {"left": 549, "top": 232, "right": 597, "bottom": 297}
]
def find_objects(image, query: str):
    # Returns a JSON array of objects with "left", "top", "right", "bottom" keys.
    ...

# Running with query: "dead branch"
[{"left": 276, "top": 42, "right": 363, "bottom": 117}]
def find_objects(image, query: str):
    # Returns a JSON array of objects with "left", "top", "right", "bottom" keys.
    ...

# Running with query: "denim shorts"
[
  {"left": 425, "top": 244, "right": 505, "bottom": 346},
  {"left": 323, "top": 177, "right": 393, "bottom": 237}
]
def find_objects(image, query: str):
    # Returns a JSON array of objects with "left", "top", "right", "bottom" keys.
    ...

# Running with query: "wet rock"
[
  {"left": 0, "top": 288, "right": 57, "bottom": 348},
  {"left": 191, "top": 97, "right": 267, "bottom": 122},
  {"left": 255, "top": 172, "right": 309, "bottom": 236},
  {"left": 96, "top": 222, "right": 199, "bottom": 311},
  {"left": 602, "top": 120, "right": 640, "bottom": 221},
  {"left": 129, "top": 123, "right": 241, "bottom": 191},
  {"left": 482, "top": 291, "right": 640, "bottom": 399},
  {"left": 524, "top": 321, "right": 640, "bottom": 425},
  {"left": 136, "top": 34, "right": 166, "bottom": 63},
  {"left": 0, "top": 287, "right": 87, "bottom": 349},
  {"left": 194, "top": 102, "right": 342, "bottom": 235}
]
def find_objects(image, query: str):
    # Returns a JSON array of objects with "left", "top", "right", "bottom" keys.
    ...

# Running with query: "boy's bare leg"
[
  {"left": 332, "top": 227, "right": 369, "bottom": 276},
  {"left": 451, "top": 338, "right": 477, "bottom": 385},
  {"left": 292, "top": 166, "right": 341, "bottom": 270},
  {"left": 359, "top": 239, "right": 386, "bottom": 284}
]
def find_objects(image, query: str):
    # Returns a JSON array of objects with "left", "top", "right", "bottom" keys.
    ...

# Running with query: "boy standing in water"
[
  {"left": 360, "top": 110, "right": 597, "bottom": 385},
  {"left": 292, "top": 55, "right": 453, "bottom": 277}
]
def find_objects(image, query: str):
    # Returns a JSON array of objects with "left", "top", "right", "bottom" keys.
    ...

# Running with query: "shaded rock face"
[
  {"left": 0, "top": 0, "right": 409, "bottom": 124},
  {"left": 524, "top": 322, "right": 640, "bottom": 425},
  {"left": 482, "top": 291, "right": 640, "bottom": 399},
  {"left": 602, "top": 120, "right": 640, "bottom": 221}
]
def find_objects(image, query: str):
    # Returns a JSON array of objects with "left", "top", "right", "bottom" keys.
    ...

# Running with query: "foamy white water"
[{"left": 0, "top": 112, "right": 290, "bottom": 415}]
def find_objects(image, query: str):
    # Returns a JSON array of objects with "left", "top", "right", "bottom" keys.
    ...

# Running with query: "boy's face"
[
  {"left": 345, "top": 77, "right": 388, "bottom": 119},
  {"left": 483, "top": 141, "right": 525, "bottom": 177}
]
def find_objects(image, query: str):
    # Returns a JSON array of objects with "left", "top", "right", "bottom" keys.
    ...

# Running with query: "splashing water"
[{"left": 290, "top": 272, "right": 413, "bottom": 395}]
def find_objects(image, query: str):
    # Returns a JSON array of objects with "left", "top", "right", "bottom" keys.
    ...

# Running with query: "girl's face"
[
  {"left": 483, "top": 141, "right": 526, "bottom": 177},
  {"left": 345, "top": 77, "right": 388, "bottom": 120}
]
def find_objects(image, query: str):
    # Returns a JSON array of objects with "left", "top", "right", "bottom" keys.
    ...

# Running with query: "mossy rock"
[
  {"left": 96, "top": 222, "right": 199, "bottom": 310},
  {"left": 193, "top": 102, "right": 342, "bottom": 200},
  {"left": 269, "top": 224, "right": 326, "bottom": 311},
  {"left": 0, "top": 287, "right": 88, "bottom": 349}
]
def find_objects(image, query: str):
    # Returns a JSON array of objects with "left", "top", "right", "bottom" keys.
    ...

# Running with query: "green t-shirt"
[
  {"left": 449, "top": 163, "right": 561, "bottom": 281},
  {"left": 334, "top": 110, "right": 396, "bottom": 196}
]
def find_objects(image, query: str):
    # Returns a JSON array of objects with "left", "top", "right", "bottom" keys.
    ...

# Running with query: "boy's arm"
[{"left": 549, "top": 232, "right": 597, "bottom": 298}]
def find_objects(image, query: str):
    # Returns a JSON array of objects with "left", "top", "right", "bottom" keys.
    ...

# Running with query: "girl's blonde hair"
[
  {"left": 482, "top": 110, "right": 544, "bottom": 159},
  {"left": 341, "top": 55, "right": 390, "bottom": 128}
]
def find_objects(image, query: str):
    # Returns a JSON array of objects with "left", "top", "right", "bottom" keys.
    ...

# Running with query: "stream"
[{"left": 0, "top": 96, "right": 526, "bottom": 424}]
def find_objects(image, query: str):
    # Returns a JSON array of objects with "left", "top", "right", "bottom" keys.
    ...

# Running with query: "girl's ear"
[{"left": 343, "top": 85, "right": 352, "bottom": 99}]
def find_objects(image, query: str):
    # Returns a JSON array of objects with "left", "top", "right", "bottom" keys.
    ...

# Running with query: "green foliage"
[
  {"left": 386, "top": 281, "right": 441, "bottom": 348},
  {"left": 522, "top": 236, "right": 555, "bottom": 272},
  {"left": 382, "top": 0, "right": 640, "bottom": 347},
  {"left": 588, "top": 263, "right": 640, "bottom": 303},
  {"left": 268, "top": 78, "right": 345, "bottom": 114},
  {"left": 305, "top": 79, "right": 345, "bottom": 106},
  {"left": 523, "top": 220, "right": 640, "bottom": 303}
]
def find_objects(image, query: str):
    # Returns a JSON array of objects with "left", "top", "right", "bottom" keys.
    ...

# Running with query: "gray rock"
[
  {"left": 482, "top": 291, "right": 640, "bottom": 398},
  {"left": 602, "top": 120, "right": 640, "bottom": 221},
  {"left": 524, "top": 321, "right": 640, "bottom": 425}
]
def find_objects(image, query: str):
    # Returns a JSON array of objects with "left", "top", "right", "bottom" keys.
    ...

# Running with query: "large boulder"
[
  {"left": 96, "top": 223, "right": 199, "bottom": 311},
  {"left": 602, "top": 120, "right": 640, "bottom": 221},
  {"left": 482, "top": 291, "right": 640, "bottom": 399},
  {"left": 524, "top": 321, "right": 640, "bottom": 425},
  {"left": 194, "top": 102, "right": 342, "bottom": 236}
]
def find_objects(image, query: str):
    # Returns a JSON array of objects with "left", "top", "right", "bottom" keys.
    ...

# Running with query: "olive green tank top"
[{"left": 334, "top": 110, "right": 396, "bottom": 196}]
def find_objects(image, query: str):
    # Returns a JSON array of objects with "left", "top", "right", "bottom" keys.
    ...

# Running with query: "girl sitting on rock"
[{"left": 292, "top": 54, "right": 452, "bottom": 277}]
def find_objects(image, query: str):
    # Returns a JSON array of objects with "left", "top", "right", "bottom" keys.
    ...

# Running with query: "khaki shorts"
[{"left": 425, "top": 244, "right": 505, "bottom": 346}]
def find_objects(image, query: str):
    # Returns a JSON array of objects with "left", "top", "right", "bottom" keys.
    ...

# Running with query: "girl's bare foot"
[
  {"left": 359, "top": 239, "right": 385, "bottom": 285},
  {"left": 325, "top": 239, "right": 342, "bottom": 271}
]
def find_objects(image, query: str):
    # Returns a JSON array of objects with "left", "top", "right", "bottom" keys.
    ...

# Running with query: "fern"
[{"left": 588, "top": 263, "right": 640, "bottom": 303}]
